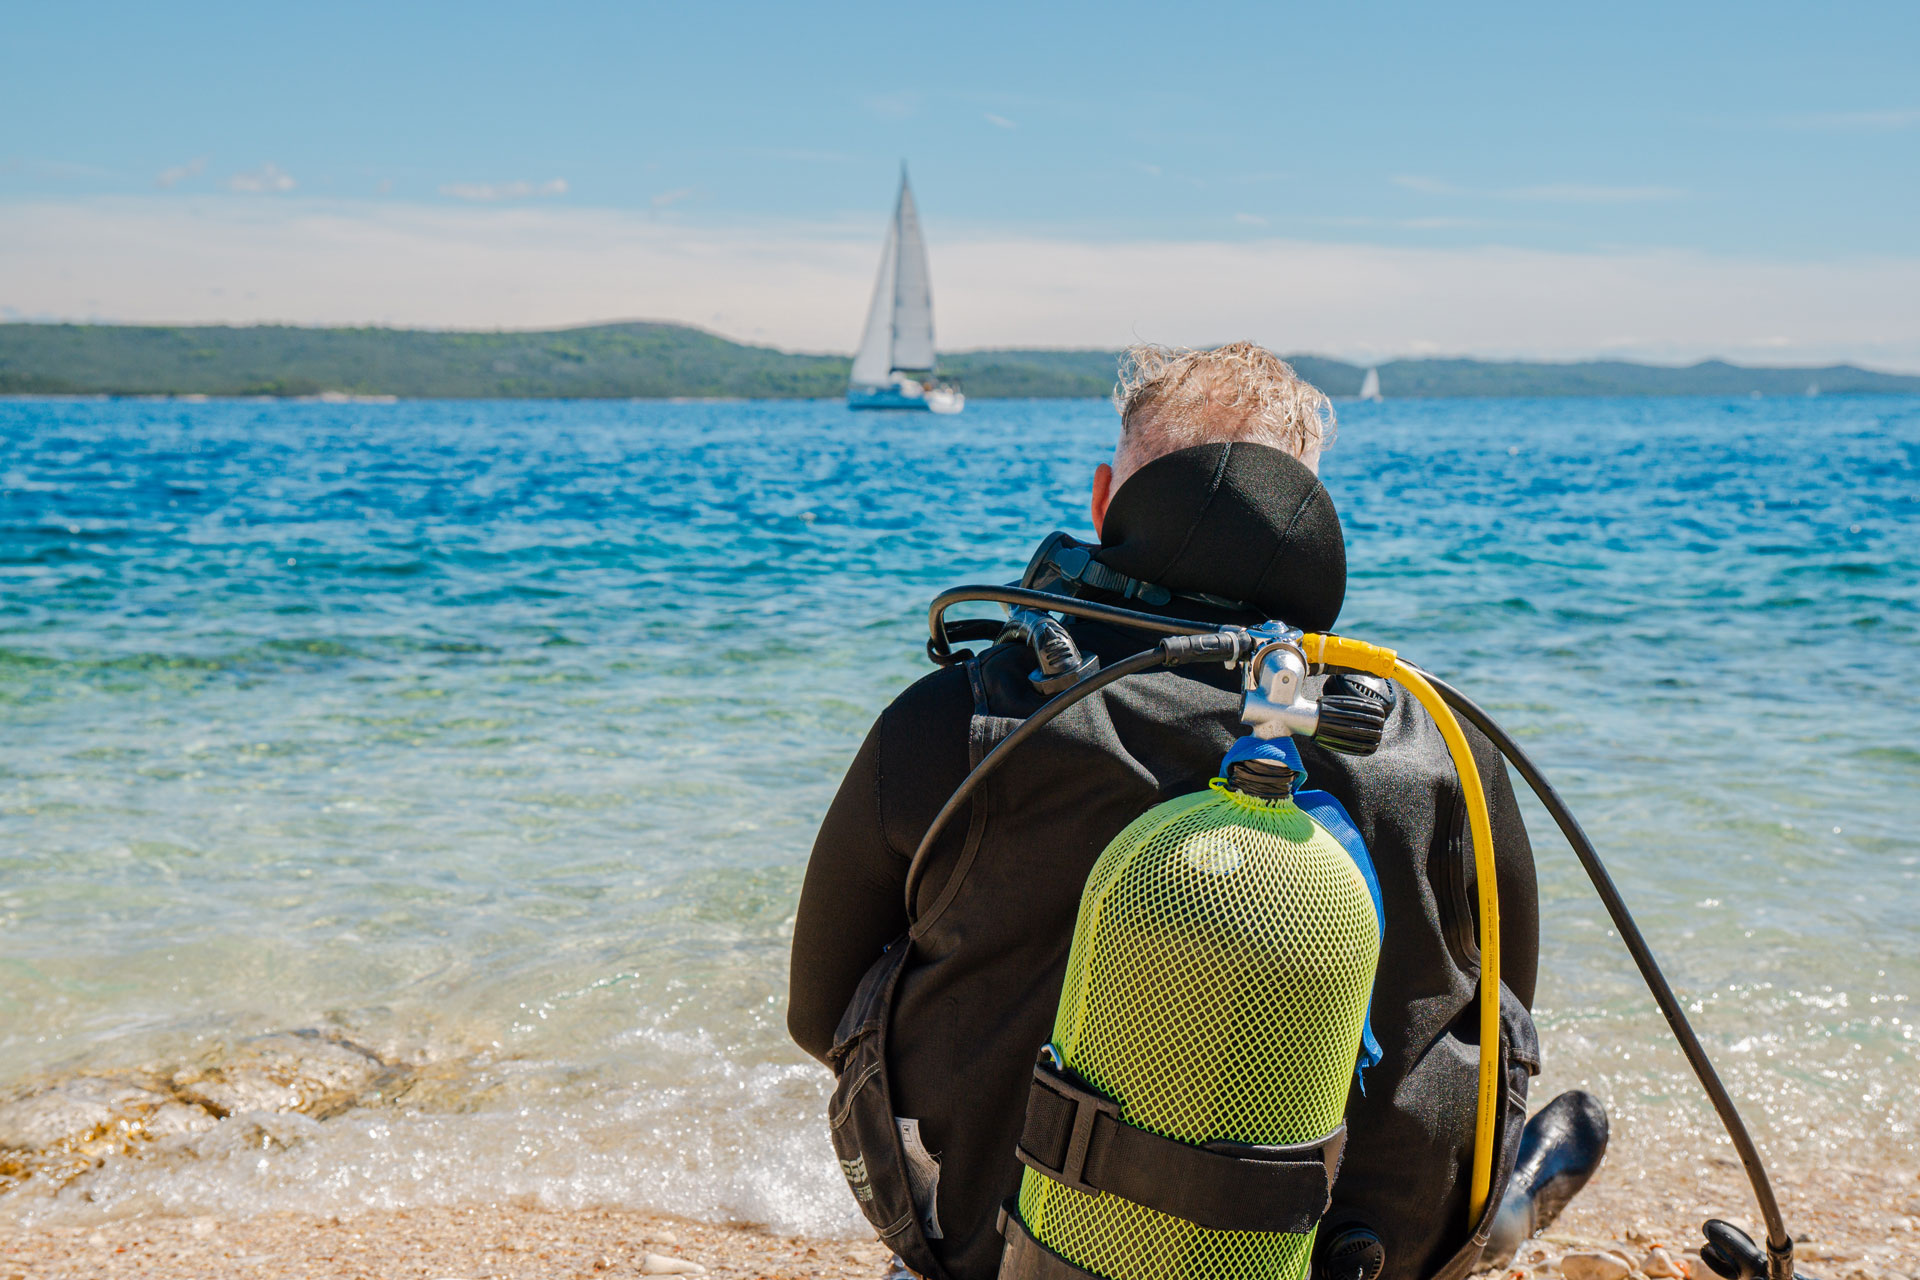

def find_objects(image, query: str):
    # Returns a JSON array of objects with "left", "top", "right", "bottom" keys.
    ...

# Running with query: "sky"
[{"left": 4, "top": 1, "right": 1918, "bottom": 367}]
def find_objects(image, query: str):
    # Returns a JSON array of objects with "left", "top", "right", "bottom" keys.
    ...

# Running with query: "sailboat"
[
  {"left": 1358, "top": 367, "right": 1382, "bottom": 401},
  {"left": 848, "top": 169, "right": 964, "bottom": 413}
]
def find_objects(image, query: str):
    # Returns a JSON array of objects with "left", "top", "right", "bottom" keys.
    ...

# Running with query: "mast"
[
  {"left": 849, "top": 168, "right": 937, "bottom": 389},
  {"left": 889, "top": 169, "right": 936, "bottom": 374}
]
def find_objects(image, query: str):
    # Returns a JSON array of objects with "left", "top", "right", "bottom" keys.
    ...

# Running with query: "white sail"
[
  {"left": 849, "top": 172, "right": 937, "bottom": 389},
  {"left": 1359, "top": 367, "right": 1382, "bottom": 400},
  {"left": 889, "top": 178, "right": 936, "bottom": 372},
  {"left": 849, "top": 203, "right": 900, "bottom": 388}
]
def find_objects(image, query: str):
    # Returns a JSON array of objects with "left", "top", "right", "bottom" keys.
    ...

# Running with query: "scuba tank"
[
  {"left": 1009, "top": 751, "right": 1382, "bottom": 1280},
  {"left": 997, "top": 631, "right": 1387, "bottom": 1280}
]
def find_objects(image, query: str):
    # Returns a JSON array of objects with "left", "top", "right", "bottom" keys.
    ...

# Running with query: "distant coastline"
[{"left": 3, "top": 321, "right": 1917, "bottom": 400}]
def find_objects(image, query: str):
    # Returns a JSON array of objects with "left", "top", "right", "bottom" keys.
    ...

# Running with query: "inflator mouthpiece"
[
  {"left": 1699, "top": 1220, "right": 1805, "bottom": 1280},
  {"left": 1002, "top": 608, "right": 1101, "bottom": 694}
]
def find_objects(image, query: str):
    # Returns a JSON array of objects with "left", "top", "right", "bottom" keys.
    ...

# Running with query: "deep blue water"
[{"left": 0, "top": 394, "right": 1915, "bottom": 1228}]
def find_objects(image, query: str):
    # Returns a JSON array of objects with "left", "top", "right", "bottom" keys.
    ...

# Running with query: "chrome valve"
[
  {"left": 1241, "top": 628, "right": 1388, "bottom": 756},
  {"left": 1241, "top": 633, "right": 1321, "bottom": 740}
]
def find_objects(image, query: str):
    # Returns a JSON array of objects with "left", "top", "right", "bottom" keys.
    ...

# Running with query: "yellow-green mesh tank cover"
[{"left": 1018, "top": 783, "right": 1381, "bottom": 1280}]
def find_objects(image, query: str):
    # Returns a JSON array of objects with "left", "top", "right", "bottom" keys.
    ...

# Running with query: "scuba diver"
[{"left": 788, "top": 342, "right": 1610, "bottom": 1280}]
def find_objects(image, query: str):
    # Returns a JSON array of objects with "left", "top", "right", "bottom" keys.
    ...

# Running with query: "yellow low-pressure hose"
[{"left": 1303, "top": 633, "right": 1502, "bottom": 1227}]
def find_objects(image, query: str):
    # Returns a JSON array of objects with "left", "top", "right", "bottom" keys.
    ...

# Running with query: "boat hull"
[
  {"left": 847, "top": 386, "right": 933, "bottom": 411},
  {"left": 847, "top": 385, "right": 965, "bottom": 413}
]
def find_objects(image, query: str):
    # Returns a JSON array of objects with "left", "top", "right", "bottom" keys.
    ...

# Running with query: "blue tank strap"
[
  {"left": 1292, "top": 787, "right": 1385, "bottom": 1085},
  {"left": 1219, "top": 735, "right": 1385, "bottom": 1086},
  {"left": 1220, "top": 733, "right": 1304, "bottom": 775}
]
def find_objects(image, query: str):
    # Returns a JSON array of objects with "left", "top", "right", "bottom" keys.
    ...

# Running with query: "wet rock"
[
  {"left": 183, "top": 1111, "right": 323, "bottom": 1159},
  {"left": 145, "top": 1100, "right": 220, "bottom": 1139},
  {"left": 170, "top": 1033, "right": 388, "bottom": 1117},
  {"left": 1558, "top": 1252, "right": 1633, "bottom": 1280},
  {"left": 0, "top": 1076, "right": 177, "bottom": 1149},
  {"left": 0, "top": 1072, "right": 220, "bottom": 1180},
  {"left": 1641, "top": 1246, "right": 1686, "bottom": 1278},
  {"left": 641, "top": 1254, "right": 706, "bottom": 1275}
]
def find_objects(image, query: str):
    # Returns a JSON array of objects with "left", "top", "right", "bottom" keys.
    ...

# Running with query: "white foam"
[{"left": 1, "top": 1055, "right": 863, "bottom": 1236}]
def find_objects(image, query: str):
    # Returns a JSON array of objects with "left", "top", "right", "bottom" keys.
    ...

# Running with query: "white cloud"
[
  {"left": 1233, "top": 212, "right": 1267, "bottom": 226},
  {"left": 984, "top": 112, "right": 1018, "bottom": 130},
  {"left": 1393, "top": 175, "right": 1684, "bottom": 203},
  {"left": 650, "top": 187, "right": 696, "bottom": 210},
  {"left": 228, "top": 163, "right": 296, "bottom": 194},
  {"left": 155, "top": 156, "right": 208, "bottom": 189},
  {"left": 1, "top": 196, "right": 1916, "bottom": 370},
  {"left": 439, "top": 178, "right": 568, "bottom": 202}
]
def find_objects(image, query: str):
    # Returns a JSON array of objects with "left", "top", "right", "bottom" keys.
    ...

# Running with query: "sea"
[{"left": 1, "top": 393, "right": 1915, "bottom": 1231}]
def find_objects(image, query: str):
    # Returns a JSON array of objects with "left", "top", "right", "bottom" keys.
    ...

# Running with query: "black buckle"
[{"left": 1016, "top": 1054, "right": 1120, "bottom": 1197}]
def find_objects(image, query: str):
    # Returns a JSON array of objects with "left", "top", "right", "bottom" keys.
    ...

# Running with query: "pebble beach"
[{"left": 3, "top": 1150, "right": 1918, "bottom": 1280}]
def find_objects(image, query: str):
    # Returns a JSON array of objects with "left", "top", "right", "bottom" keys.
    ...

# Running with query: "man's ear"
[{"left": 1090, "top": 462, "right": 1114, "bottom": 537}]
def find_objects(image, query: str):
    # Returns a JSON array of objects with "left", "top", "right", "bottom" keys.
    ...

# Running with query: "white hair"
[{"left": 1112, "top": 342, "right": 1337, "bottom": 481}]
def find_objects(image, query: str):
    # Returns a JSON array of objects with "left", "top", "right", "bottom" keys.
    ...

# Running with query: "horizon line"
[{"left": 1, "top": 316, "right": 1912, "bottom": 378}]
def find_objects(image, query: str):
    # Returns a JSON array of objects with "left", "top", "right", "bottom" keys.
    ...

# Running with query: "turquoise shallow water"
[{"left": 0, "top": 394, "right": 1915, "bottom": 1228}]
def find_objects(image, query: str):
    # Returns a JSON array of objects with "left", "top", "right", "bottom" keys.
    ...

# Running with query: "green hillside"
[
  {"left": 0, "top": 322, "right": 848, "bottom": 399},
  {"left": 1, "top": 322, "right": 1915, "bottom": 399},
  {"left": 1360, "top": 357, "right": 1919, "bottom": 398}
]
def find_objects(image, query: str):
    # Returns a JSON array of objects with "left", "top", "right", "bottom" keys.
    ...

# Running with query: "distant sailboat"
[
  {"left": 1359, "top": 367, "right": 1382, "bottom": 401},
  {"left": 848, "top": 169, "right": 963, "bottom": 413}
]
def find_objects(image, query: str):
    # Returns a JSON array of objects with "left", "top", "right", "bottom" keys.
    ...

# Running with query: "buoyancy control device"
[{"left": 862, "top": 569, "right": 1813, "bottom": 1280}]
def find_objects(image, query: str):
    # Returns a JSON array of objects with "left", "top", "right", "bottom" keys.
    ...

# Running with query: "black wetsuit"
[{"left": 790, "top": 443, "right": 1540, "bottom": 1280}]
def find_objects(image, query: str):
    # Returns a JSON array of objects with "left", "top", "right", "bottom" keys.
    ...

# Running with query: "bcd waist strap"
[
  {"left": 997, "top": 1203, "right": 1104, "bottom": 1280},
  {"left": 1014, "top": 1056, "right": 1346, "bottom": 1235}
]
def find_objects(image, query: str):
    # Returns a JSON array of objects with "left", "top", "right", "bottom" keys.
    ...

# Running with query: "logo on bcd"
[{"left": 839, "top": 1155, "right": 875, "bottom": 1202}]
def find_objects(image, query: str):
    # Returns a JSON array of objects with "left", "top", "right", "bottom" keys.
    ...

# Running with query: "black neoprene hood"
[{"left": 1093, "top": 441, "right": 1347, "bottom": 632}]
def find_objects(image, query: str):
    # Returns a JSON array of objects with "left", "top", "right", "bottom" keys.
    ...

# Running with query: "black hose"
[
  {"left": 926, "top": 585, "right": 1216, "bottom": 664},
  {"left": 928, "top": 617, "right": 1005, "bottom": 662},
  {"left": 902, "top": 646, "right": 1169, "bottom": 916},
  {"left": 1412, "top": 667, "right": 1793, "bottom": 1274}
]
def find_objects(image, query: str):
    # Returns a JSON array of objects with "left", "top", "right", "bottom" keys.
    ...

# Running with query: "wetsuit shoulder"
[
  {"left": 870, "top": 660, "right": 977, "bottom": 856},
  {"left": 786, "top": 661, "right": 975, "bottom": 1064}
]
